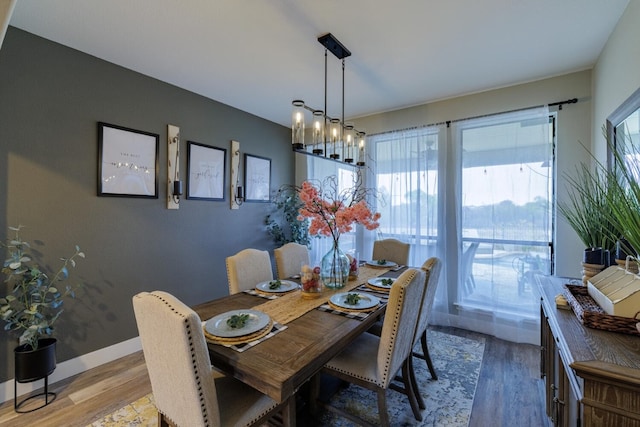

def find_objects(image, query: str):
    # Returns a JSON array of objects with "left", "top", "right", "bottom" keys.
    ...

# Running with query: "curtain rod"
[{"left": 368, "top": 98, "right": 578, "bottom": 137}]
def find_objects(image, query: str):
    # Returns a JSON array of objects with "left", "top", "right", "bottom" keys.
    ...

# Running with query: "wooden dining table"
[{"left": 192, "top": 265, "right": 406, "bottom": 427}]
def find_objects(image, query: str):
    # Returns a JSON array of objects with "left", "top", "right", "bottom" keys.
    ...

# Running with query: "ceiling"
[{"left": 8, "top": 0, "right": 630, "bottom": 128}]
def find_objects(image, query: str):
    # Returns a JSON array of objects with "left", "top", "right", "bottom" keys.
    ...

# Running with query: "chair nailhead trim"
[{"left": 150, "top": 293, "right": 211, "bottom": 427}]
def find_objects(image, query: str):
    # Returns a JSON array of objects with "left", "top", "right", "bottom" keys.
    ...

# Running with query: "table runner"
[{"left": 251, "top": 265, "right": 391, "bottom": 324}]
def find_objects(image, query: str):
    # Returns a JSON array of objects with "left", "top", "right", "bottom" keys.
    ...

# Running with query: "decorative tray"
[{"left": 563, "top": 284, "right": 640, "bottom": 336}]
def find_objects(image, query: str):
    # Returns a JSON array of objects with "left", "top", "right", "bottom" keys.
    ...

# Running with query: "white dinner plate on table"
[
  {"left": 204, "top": 309, "right": 270, "bottom": 338},
  {"left": 256, "top": 280, "right": 299, "bottom": 293},
  {"left": 366, "top": 260, "right": 398, "bottom": 268},
  {"left": 367, "top": 277, "right": 396, "bottom": 289},
  {"left": 329, "top": 292, "right": 380, "bottom": 310}
]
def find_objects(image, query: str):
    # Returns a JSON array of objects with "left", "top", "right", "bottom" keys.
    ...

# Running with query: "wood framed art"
[
  {"left": 97, "top": 122, "right": 159, "bottom": 198},
  {"left": 187, "top": 141, "right": 226, "bottom": 201},
  {"left": 244, "top": 153, "right": 271, "bottom": 202}
]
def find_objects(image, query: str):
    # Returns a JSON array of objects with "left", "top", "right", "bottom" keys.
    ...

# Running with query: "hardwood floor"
[{"left": 0, "top": 326, "right": 547, "bottom": 427}]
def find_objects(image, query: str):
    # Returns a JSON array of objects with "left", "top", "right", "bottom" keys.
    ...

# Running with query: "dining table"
[{"left": 192, "top": 263, "right": 407, "bottom": 427}]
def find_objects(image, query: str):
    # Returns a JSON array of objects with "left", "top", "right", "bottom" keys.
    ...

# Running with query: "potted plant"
[
  {"left": 558, "top": 163, "right": 623, "bottom": 280},
  {"left": 265, "top": 185, "right": 311, "bottom": 248},
  {"left": 0, "top": 225, "right": 85, "bottom": 395}
]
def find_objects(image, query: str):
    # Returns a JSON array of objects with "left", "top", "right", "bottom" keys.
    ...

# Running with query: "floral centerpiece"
[{"left": 296, "top": 174, "right": 380, "bottom": 288}]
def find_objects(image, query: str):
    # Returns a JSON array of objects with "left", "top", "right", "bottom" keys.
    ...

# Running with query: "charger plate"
[
  {"left": 255, "top": 280, "right": 299, "bottom": 293},
  {"left": 204, "top": 309, "right": 270, "bottom": 338},
  {"left": 366, "top": 260, "right": 398, "bottom": 268},
  {"left": 329, "top": 292, "right": 380, "bottom": 313},
  {"left": 204, "top": 319, "right": 274, "bottom": 345}
]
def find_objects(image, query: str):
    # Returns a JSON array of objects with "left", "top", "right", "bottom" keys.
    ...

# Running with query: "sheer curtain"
[
  {"left": 449, "top": 107, "right": 552, "bottom": 343},
  {"left": 366, "top": 107, "right": 553, "bottom": 344},
  {"left": 366, "top": 125, "right": 451, "bottom": 318}
]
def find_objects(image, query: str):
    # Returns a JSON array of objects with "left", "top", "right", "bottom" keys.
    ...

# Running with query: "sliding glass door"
[
  {"left": 369, "top": 107, "right": 554, "bottom": 343},
  {"left": 455, "top": 110, "right": 553, "bottom": 322}
]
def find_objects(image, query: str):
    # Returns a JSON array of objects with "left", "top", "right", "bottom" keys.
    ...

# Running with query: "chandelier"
[{"left": 291, "top": 33, "right": 366, "bottom": 166}]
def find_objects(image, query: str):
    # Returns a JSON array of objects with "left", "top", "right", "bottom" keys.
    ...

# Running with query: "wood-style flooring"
[{"left": 0, "top": 326, "right": 547, "bottom": 427}]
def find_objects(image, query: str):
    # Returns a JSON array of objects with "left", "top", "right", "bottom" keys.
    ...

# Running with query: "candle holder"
[{"left": 291, "top": 100, "right": 305, "bottom": 150}]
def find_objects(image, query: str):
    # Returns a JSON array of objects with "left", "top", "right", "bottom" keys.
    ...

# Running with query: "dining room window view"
[{"left": 366, "top": 107, "right": 554, "bottom": 343}]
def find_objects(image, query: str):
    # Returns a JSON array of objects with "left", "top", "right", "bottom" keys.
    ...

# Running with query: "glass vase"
[{"left": 321, "top": 242, "right": 349, "bottom": 289}]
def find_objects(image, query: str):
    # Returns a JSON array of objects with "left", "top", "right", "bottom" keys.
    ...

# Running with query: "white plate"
[
  {"left": 204, "top": 309, "right": 270, "bottom": 338},
  {"left": 366, "top": 260, "right": 398, "bottom": 268},
  {"left": 367, "top": 277, "right": 396, "bottom": 289},
  {"left": 256, "top": 279, "right": 299, "bottom": 293},
  {"left": 330, "top": 292, "right": 380, "bottom": 310}
]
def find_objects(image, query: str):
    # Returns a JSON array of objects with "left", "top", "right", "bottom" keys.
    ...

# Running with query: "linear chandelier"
[{"left": 292, "top": 33, "right": 366, "bottom": 166}]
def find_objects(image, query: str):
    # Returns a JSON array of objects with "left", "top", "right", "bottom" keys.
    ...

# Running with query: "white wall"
[
  {"left": 592, "top": 0, "right": 640, "bottom": 159},
  {"left": 0, "top": 0, "right": 16, "bottom": 49},
  {"left": 353, "top": 71, "right": 592, "bottom": 278}
]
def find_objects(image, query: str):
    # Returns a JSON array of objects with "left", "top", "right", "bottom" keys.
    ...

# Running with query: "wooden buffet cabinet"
[{"left": 538, "top": 276, "right": 640, "bottom": 426}]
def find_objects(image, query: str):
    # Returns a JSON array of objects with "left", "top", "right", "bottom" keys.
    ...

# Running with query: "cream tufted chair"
[
  {"left": 372, "top": 238, "right": 410, "bottom": 266},
  {"left": 367, "top": 258, "right": 444, "bottom": 410},
  {"left": 274, "top": 242, "right": 310, "bottom": 279},
  {"left": 311, "top": 268, "right": 426, "bottom": 425},
  {"left": 225, "top": 249, "right": 273, "bottom": 295},
  {"left": 408, "top": 257, "right": 443, "bottom": 409},
  {"left": 132, "top": 291, "right": 285, "bottom": 427}
]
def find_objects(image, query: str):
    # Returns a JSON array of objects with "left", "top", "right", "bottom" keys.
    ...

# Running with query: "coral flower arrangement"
[
  {"left": 296, "top": 174, "right": 380, "bottom": 288},
  {"left": 297, "top": 176, "right": 380, "bottom": 243}
]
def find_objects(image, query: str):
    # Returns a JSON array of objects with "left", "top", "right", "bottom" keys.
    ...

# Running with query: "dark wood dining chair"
[
  {"left": 132, "top": 291, "right": 287, "bottom": 427},
  {"left": 310, "top": 268, "right": 426, "bottom": 426}
]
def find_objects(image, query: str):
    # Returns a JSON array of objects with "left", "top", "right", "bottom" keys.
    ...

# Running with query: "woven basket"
[{"left": 563, "top": 284, "right": 640, "bottom": 336}]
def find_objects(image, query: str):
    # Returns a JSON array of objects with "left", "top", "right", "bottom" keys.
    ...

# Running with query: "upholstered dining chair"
[
  {"left": 367, "top": 257, "right": 443, "bottom": 411},
  {"left": 311, "top": 268, "right": 426, "bottom": 425},
  {"left": 408, "top": 257, "right": 443, "bottom": 410},
  {"left": 274, "top": 242, "right": 310, "bottom": 279},
  {"left": 225, "top": 248, "right": 273, "bottom": 294},
  {"left": 132, "top": 291, "right": 286, "bottom": 427},
  {"left": 372, "top": 238, "right": 410, "bottom": 266}
]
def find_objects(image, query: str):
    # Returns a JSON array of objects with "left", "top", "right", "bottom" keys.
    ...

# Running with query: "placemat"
[
  {"left": 203, "top": 321, "right": 288, "bottom": 352},
  {"left": 251, "top": 265, "right": 390, "bottom": 325},
  {"left": 317, "top": 284, "right": 390, "bottom": 321},
  {"left": 243, "top": 288, "right": 295, "bottom": 300}
]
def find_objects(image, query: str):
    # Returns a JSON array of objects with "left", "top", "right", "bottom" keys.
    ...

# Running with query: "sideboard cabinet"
[{"left": 538, "top": 276, "right": 640, "bottom": 427}]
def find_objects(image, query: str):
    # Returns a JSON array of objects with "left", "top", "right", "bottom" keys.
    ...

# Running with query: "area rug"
[
  {"left": 88, "top": 330, "right": 485, "bottom": 427},
  {"left": 318, "top": 330, "right": 485, "bottom": 426}
]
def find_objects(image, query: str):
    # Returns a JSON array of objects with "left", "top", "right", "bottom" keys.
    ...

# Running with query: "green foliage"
[
  {"left": 558, "top": 130, "right": 640, "bottom": 260},
  {"left": 265, "top": 186, "right": 310, "bottom": 247},
  {"left": 557, "top": 162, "right": 622, "bottom": 250},
  {"left": 0, "top": 225, "right": 85, "bottom": 350}
]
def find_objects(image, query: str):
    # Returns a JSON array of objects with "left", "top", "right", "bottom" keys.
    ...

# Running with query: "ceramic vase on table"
[{"left": 320, "top": 242, "right": 349, "bottom": 289}]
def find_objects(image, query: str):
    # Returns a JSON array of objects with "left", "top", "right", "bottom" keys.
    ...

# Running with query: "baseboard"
[{"left": 0, "top": 337, "right": 141, "bottom": 404}]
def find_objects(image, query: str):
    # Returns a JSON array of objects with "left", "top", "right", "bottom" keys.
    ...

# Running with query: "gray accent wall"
[{"left": 0, "top": 27, "right": 292, "bottom": 382}]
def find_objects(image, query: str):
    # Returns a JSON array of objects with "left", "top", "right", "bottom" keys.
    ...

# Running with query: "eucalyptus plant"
[
  {"left": 265, "top": 185, "right": 310, "bottom": 247},
  {"left": 0, "top": 225, "right": 85, "bottom": 350}
]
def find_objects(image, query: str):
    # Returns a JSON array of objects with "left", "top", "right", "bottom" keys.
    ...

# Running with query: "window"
[{"left": 369, "top": 107, "right": 554, "bottom": 344}]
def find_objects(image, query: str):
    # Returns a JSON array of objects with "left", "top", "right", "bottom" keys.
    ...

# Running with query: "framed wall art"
[
  {"left": 97, "top": 122, "right": 159, "bottom": 198},
  {"left": 244, "top": 154, "right": 271, "bottom": 202},
  {"left": 187, "top": 141, "right": 226, "bottom": 201}
]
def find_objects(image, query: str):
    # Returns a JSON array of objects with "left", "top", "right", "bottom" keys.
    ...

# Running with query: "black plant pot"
[
  {"left": 616, "top": 238, "right": 636, "bottom": 261},
  {"left": 14, "top": 338, "right": 57, "bottom": 412},
  {"left": 583, "top": 247, "right": 603, "bottom": 265},
  {"left": 15, "top": 338, "right": 57, "bottom": 382}
]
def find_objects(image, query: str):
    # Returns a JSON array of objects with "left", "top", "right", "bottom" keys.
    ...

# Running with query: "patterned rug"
[{"left": 88, "top": 330, "right": 485, "bottom": 427}]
